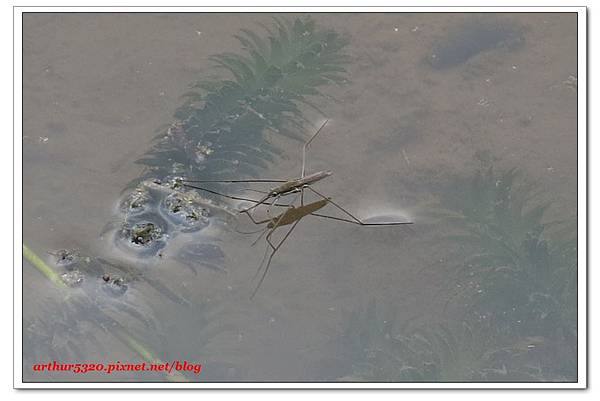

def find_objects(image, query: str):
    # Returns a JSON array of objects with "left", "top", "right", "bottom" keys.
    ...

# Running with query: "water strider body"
[{"left": 247, "top": 170, "right": 332, "bottom": 212}]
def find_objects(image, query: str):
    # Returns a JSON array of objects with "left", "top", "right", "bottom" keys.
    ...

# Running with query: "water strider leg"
[
  {"left": 250, "top": 208, "right": 287, "bottom": 279},
  {"left": 250, "top": 227, "right": 269, "bottom": 247},
  {"left": 240, "top": 193, "right": 273, "bottom": 213},
  {"left": 253, "top": 244, "right": 271, "bottom": 281},
  {"left": 306, "top": 186, "right": 413, "bottom": 226},
  {"left": 244, "top": 188, "right": 271, "bottom": 195},
  {"left": 301, "top": 119, "right": 329, "bottom": 178},
  {"left": 264, "top": 194, "right": 281, "bottom": 218},
  {"left": 183, "top": 183, "right": 263, "bottom": 204},
  {"left": 251, "top": 229, "right": 278, "bottom": 285},
  {"left": 244, "top": 191, "right": 296, "bottom": 227},
  {"left": 251, "top": 219, "right": 302, "bottom": 299},
  {"left": 183, "top": 183, "right": 288, "bottom": 207},
  {"left": 235, "top": 209, "right": 272, "bottom": 236},
  {"left": 243, "top": 210, "right": 273, "bottom": 226},
  {"left": 182, "top": 179, "right": 286, "bottom": 183},
  {"left": 309, "top": 212, "right": 414, "bottom": 234},
  {"left": 244, "top": 194, "right": 299, "bottom": 244},
  {"left": 234, "top": 224, "right": 269, "bottom": 235}
]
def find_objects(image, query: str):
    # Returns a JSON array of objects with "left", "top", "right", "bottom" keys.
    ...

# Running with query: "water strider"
[{"left": 183, "top": 120, "right": 414, "bottom": 297}]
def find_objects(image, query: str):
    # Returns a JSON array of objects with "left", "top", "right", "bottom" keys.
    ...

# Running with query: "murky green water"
[{"left": 22, "top": 12, "right": 577, "bottom": 382}]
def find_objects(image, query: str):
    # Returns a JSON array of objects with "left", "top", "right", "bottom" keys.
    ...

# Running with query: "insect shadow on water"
[{"left": 183, "top": 120, "right": 414, "bottom": 298}]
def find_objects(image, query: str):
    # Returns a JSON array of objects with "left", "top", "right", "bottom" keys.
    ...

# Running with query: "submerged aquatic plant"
[
  {"left": 23, "top": 245, "right": 187, "bottom": 382},
  {"left": 114, "top": 16, "right": 350, "bottom": 270},
  {"left": 418, "top": 166, "right": 578, "bottom": 381},
  {"left": 388, "top": 321, "right": 575, "bottom": 382},
  {"left": 332, "top": 300, "right": 573, "bottom": 382},
  {"left": 135, "top": 16, "right": 349, "bottom": 186},
  {"left": 435, "top": 167, "right": 577, "bottom": 340},
  {"left": 329, "top": 301, "right": 486, "bottom": 382}
]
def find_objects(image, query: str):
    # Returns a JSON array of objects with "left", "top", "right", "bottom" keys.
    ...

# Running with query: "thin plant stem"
[{"left": 22, "top": 243, "right": 187, "bottom": 382}]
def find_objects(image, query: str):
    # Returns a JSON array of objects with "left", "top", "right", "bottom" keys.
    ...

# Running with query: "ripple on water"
[{"left": 363, "top": 213, "right": 411, "bottom": 224}]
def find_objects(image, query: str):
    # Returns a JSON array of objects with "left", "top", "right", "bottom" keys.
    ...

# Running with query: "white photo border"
[{"left": 13, "top": 5, "right": 587, "bottom": 389}]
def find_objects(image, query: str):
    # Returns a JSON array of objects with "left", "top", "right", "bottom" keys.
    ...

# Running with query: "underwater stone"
[
  {"left": 427, "top": 19, "right": 522, "bottom": 69},
  {"left": 117, "top": 220, "right": 168, "bottom": 256},
  {"left": 130, "top": 222, "right": 162, "bottom": 245}
]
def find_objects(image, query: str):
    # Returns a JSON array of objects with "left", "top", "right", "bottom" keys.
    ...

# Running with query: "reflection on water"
[{"left": 22, "top": 12, "right": 578, "bottom": 382}]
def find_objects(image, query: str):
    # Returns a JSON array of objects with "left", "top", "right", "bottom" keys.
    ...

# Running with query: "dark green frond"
[
  {"left": 435, "top": 166, "right": 577, "bottom": 339},
  {"left": 134, "top": 16, "right": 349, "bottom": 196}
]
